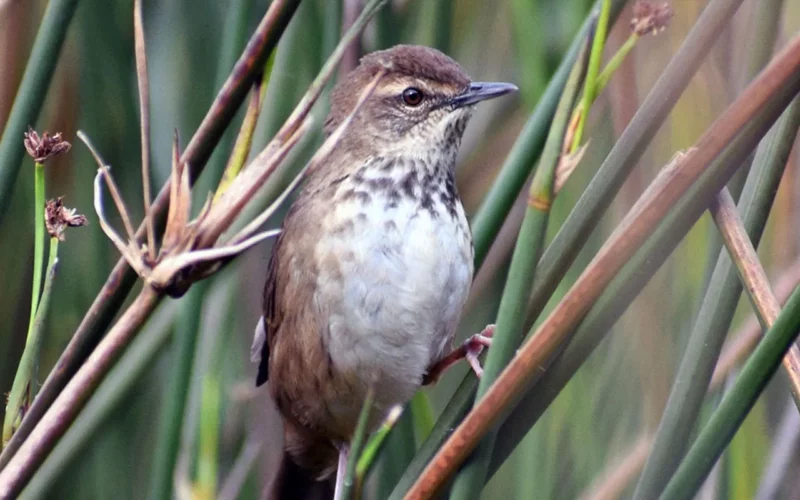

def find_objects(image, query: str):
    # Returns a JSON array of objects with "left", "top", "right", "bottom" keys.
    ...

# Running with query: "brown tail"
[
  {"left": 267, "top": 454, "right": 334, "bottom": 500},
  {"left": 266, "top": 420, "right": 338, "bottom": 499}
]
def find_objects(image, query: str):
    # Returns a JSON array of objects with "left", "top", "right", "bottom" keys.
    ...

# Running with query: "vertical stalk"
[
  {"left": 3, "top": 238, "right": 59, "bottom": 447},
  {"left": 4, "top": 159, "right": 49, "bottom": 446},
  {"left": 29, "top": 162, "right": 46, "bottom": 333}
]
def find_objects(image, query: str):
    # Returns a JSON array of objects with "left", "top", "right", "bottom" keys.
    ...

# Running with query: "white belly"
[{"left": 314, "top": 191, "right": 473, "bottom": 410}]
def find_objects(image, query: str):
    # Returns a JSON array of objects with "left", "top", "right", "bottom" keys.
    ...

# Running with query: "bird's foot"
[
  {"left": 464, "top": 325, "right": 495, "bottom": 378},
  {"left": 423, "top": 324, "right": 495, "bottom": 385}
]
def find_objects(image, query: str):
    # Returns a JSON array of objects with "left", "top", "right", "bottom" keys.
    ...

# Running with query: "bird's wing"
[
  {"left": 252, "top": 179, "right": 332, "bottom": 387},
  {"left": 254, "top": 230, "right": 283, "bottom": 387}
]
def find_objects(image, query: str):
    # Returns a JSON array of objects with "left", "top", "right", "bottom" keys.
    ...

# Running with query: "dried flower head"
[
  {"left": 23, "top": 127, "right": 71, "bottom": 164},
  {"left": 46, "top": 197, "right": 88, "bottom": 241},
  {"left": 631, "top": 1, "right": 673, "bottom": 37}
]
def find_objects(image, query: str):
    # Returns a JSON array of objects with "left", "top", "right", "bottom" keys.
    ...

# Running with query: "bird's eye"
[{"left": 402, "top": 87, "right": 424, "bottom": 106}]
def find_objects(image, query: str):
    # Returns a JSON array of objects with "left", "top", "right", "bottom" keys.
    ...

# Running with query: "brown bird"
[{"left": 251, "top": 44, "right": 516, "bottom": 498}]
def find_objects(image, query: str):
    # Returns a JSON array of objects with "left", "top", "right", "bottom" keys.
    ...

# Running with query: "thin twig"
[
  {"left": 134, "top": 0, "right": 155, "bottom": 262},
  {"left": 405, "top": 33, "right": 800, "bottom": 498},
  {"left": 152, "top": 229, "right": 280, "bottom": 282},
  {"left": 709, "top": 189, "right": 800, "bottom": 406},
  {"left": 78, "top": 131, "right": 138, "bottom": 245}
]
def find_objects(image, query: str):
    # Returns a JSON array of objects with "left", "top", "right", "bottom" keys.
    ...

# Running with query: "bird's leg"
[
  {"left": 423, "top": 324, "right": 495, "bottom": 385},
  {"left": 333, "top": 443, "right": 350, "bottom": 500}
]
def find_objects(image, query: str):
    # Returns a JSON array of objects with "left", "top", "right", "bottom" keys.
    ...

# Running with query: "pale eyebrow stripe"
[{"left": 374, "top": 78, "right": 453, "bottom": 97}]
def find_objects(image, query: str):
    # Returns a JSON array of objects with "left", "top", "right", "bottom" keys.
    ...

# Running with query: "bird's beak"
[{"left": 450, "top": 81, "right": 518, "bottom": 108}]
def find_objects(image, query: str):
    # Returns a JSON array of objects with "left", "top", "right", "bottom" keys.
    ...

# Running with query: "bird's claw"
[{"left": 464, "top": 325, "right": 495, "bottom": 378}]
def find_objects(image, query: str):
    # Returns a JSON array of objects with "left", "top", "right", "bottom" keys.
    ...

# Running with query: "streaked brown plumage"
[{"left": 251, "top": 44, "right": 516, "bottom": 496}]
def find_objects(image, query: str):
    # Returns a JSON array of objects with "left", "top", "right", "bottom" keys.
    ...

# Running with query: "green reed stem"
[
  {"left": 3, "top": 237, "right": 59, "bottom": 446},
  {"left": 570, "top": 0, "right": 610, "bottom": 153},
  {"left": 595, "top": 33, "right": 639, "bottom": 95},
  {"left": 343, "top": 387, "right": 375, "bottom": 500},
  {"left": 29, "top": 162, "right": 46, "bottom": 333}
]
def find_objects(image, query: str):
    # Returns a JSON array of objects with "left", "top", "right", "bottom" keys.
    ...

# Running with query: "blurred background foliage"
[{"left": 1, "top": 0, "right": 800, "bottom": 498}]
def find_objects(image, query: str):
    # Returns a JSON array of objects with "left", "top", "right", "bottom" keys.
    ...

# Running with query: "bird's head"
[{"left": 325, "top": 45, "right": 517, "bottom": 161}]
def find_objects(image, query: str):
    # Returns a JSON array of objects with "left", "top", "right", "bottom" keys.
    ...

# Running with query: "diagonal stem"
[
  {"left": 524, "top": 0, "right": 749, "bottom": 338},
  {"left": 448, "top": 34, "right": 590, "bottom": 499},
  {"left": 709, "top": 189, "right": 800, "bottom": 407},
  {"left": 577, "top": 257, "right": 800, "bottom": 500},
  {"left": 712, "top": 258, "right": 800, "bottom": 386},
  {"left": 632, "top": 97, "right": 800, "bottom": 500},
  {"left": 0, "top": 287, "right": 163, "bottom": 498}
]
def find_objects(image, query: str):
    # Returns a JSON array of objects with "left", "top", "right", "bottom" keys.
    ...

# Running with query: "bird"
[{"left": 251, "top": 44, "right": 517, "bottom": 499}]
